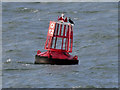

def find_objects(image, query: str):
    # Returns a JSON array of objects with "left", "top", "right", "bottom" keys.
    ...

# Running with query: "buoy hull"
[{"left": 35, "top": 55, "right": 78, "bottom": 65}]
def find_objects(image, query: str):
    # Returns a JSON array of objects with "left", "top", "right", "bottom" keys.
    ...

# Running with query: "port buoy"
[{"left": 35, "top": 14, "right": 79, "bottom": 65}]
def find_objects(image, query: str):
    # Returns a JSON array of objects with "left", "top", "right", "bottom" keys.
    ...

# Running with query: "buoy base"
[{"left": 35, "top": 55, "right": 78, "bottom": 65}]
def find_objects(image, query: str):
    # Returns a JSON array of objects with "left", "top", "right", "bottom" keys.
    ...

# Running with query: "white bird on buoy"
[{"left": 61, "top": 13, "right": 64, "bottom": 19}]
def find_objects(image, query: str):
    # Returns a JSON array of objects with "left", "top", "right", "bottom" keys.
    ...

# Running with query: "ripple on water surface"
[{"left": 2, "top": 2, "right": 118, "bottom": 88}]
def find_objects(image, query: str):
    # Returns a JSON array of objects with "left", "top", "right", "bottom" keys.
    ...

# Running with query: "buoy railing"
[{"left": 45, "top": 21, "right": 73, "bottom": 53}]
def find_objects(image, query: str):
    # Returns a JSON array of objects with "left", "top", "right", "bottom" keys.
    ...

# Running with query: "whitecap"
[
  {"left": 33, "top": 10, "right": 39, "bottom": 13},
  {"left": 6, "top": 58, "right": 11, "bottom": 63},
  {"left": 22, "top": 64, "right": 30, "bottom": 66},
  {"left": 74, "top": 17, "right": 79, "bottom": 20},
  {"left": 72, "top": 86, "right": 82, "bottom": 88},
  {"left": 23, "top": 8, "right": 28, "bottom": 10},
  {"left": 73, "top": 11, "right": 78, "bottom": 13}
]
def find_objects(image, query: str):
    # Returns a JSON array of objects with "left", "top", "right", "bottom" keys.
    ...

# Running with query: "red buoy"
[{"left": 35, "top": 14, "right": 79, "bottom": 65}]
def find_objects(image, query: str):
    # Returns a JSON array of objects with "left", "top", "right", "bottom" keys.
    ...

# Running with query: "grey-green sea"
[{"left": 2, "top": 2, "right": 118, "bottom": 88}]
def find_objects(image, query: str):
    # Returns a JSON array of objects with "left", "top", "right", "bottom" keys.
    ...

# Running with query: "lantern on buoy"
[{"left": 35, "top": 14, "right": 79, "bottom": 65}]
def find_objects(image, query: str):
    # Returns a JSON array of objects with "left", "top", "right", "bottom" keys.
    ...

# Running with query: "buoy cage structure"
[{"left": 35, "top": 19, "right": 79, "bottom": 65}]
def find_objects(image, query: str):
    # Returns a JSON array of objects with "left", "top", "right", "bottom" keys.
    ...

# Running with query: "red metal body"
[
  {"left": 45, "top": 21, "right": 73, "bottom": 53},
  {"left": 35, "top": 16, "right": 78, "bottom": 65}
]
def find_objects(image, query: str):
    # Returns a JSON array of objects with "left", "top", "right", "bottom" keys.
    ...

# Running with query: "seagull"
[
  {"left": 61, "top": 13, "right": 64, "bottom": 19},
  {"left": 69, "top": 17, "right": 75, "bottom": 25}
]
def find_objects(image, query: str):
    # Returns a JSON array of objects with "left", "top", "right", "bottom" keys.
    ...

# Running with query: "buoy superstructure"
[{"left": 35, "top": 14, "right": 79, "bottom": 65}]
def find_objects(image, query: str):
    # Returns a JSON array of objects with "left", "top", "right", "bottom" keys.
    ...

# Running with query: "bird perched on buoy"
[
  {"left": 69, "top": 17, "right": 75, "bottom": 25},
  {"left": 61, "top": 13, "right": 64, "bottom": 19},
  {"left": 58, "top": 13, "right": 65, "bottom": 22}
]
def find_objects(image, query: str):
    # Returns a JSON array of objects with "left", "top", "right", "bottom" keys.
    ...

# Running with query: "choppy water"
[{"left": 2, "top": 2, "right": 118, "bottom": 88}]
